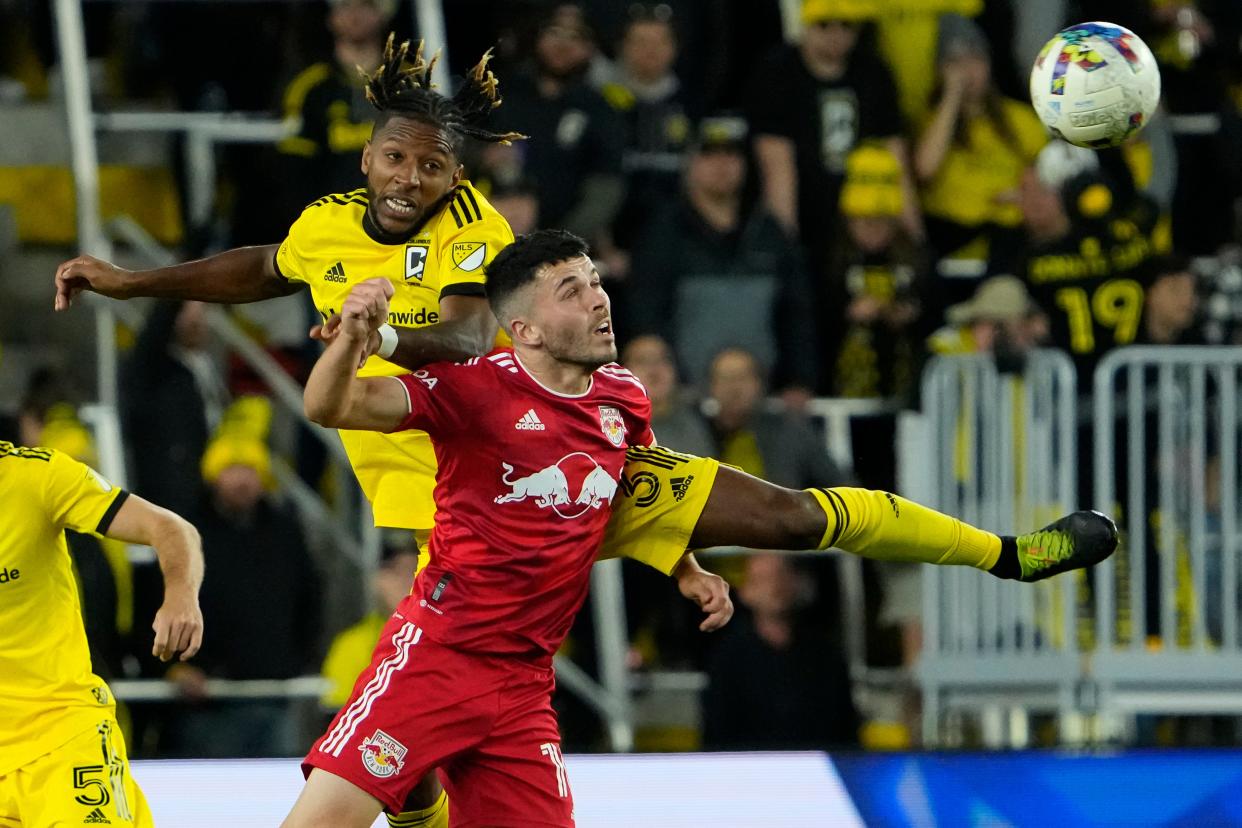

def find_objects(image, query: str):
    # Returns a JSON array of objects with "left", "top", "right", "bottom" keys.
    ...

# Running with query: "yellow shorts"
[
  {"left": 0, "top": 718, "right": 152, "bottom": 828},
  {"left": 598, "top": 446, "right": 720, "bottom": 574}
]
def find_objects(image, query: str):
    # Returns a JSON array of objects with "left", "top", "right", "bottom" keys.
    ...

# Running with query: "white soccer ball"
[{"left": 1029, "top": 21, "right": 1161, "bottom": 149}]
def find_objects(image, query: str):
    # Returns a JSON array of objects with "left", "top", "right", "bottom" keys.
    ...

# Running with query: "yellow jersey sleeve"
[
  {"left": 275, "top": 194, "right": 365, "bottom": 288},
  {"left": 275, "top": 211, "right": 314, "bottom": 286},
  {"left": 436, "top": 184, "right": 515, "bottom": 300},
  {"left": 40, "top": 450, "right": 128, "bottom": 539}
]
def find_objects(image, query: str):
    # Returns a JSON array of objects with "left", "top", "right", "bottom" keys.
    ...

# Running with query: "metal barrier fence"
[
  {"left": 917, "top": 347, "right": 1242, "bottom": 746},
  {"left": 1092, "top": 347, "right": 1242, "bottom": 720},
  {"left": 915, "top": 351, "right": 1081, "bottom": 746}
]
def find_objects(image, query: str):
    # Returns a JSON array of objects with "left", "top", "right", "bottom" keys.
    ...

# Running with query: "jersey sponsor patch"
[
  {"left": 405, "top": 244, "right": 429, "bottom": 281},
  {"left": 359, "top": 729, "right": 407, "bottom": 777},
  {"left": 451, "top": 241, "right": 487, "bottom": 272}
]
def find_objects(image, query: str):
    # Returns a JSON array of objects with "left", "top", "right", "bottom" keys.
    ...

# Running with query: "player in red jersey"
[
  {"left": 288, "top": 230, "right": 1118, "bottom": 826},
  {"left": 288, "top": 230, "right": 710, "bottom": 827}
]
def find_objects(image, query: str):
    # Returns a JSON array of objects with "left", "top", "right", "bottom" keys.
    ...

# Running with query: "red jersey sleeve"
[{"left": 392, "top": 360, "right": 488, "bottom": 437}]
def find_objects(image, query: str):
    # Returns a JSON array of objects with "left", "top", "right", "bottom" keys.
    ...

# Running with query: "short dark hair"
[
  {"left": 485, "top": 229, "right": 591, "bottom": 322},
  {"left": 364, "top": 35, "right": 526, "bottom": 153}
]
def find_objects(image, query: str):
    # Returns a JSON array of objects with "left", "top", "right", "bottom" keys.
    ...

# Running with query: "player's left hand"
[
  {"left": 152, "top": 588, "right": 204, "bottom": 662},
  {"left": 677, "top": 567, "right": 734, "bottom": 632}
]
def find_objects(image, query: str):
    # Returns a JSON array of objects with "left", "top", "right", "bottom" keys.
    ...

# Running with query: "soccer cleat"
[{"left": 1015, "top": 510, "right": 1119, "bottom": 582}]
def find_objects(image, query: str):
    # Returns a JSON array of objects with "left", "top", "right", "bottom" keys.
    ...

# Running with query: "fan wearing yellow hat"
[
  {"left": 167, "top": 397, "right": 321, "bottom": 760},
  {"left": 747, "top": 0, "right": 920, "bottom": 396},
  {"left": 800, "top": 0, "right": 875, "bottom": 26},
  {"left": 829, "top": 143, "right": 923, "bottom": 399},
  {"left": 200, "top": 396, "right": 277, "bottom": 492}
]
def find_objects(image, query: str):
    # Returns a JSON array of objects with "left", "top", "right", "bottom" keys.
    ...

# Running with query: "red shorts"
[{"left": 303, "top": 612, "right": 574, "bottom": 827}]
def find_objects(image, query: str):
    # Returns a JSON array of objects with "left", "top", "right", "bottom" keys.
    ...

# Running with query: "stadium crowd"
[{"left": 2, "top": 0, "right": 1242, "bottom": 757}]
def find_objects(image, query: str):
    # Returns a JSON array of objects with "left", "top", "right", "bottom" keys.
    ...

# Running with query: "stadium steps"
[{"left": 0, "top": 101, "right": 180, "bottom": 402}]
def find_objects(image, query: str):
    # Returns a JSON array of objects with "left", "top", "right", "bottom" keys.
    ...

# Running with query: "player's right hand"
[
  {"left": 53, "top": 254, "right": 131, "bottom": 310},
  {"left": 152, "top": 588, "right": 204, "bottom": 662},
  {"left": 341, "top": 277, "right": 394, "bottom": 328}
]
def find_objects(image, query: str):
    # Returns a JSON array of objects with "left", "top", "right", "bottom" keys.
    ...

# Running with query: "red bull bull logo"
[
  {"left": 359, "top": 729, "right": 408, "bottom": 778},
  {"left": 495, "top": 452, "right": 619, "bottom": 519}
]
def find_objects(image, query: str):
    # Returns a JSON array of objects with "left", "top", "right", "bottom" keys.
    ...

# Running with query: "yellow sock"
[
  {"left": 387, "top": 790, "right": 449, "bottom": 828},
  {"left": 806, "top": 487, "right": 1000, "bottom": 570}
]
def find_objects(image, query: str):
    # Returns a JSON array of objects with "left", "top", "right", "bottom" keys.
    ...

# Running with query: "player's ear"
[
  {"left": 450, "top": 163, "right": 464, "bottom": 187},
  {"left": 361, "top": 141, "right": 372, "bottom": 176},
  {"left": 510, "top": 318, "right": 541, "bottom": 348}
]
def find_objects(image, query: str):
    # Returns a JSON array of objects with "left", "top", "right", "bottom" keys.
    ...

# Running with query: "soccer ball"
[{"left": 1029, "top": 21, "right": 1161, "bottom": 149}]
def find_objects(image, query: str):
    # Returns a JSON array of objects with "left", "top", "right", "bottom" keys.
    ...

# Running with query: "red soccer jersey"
[{"left": 392, "top": 349, "right": 653, "bottom": 660}]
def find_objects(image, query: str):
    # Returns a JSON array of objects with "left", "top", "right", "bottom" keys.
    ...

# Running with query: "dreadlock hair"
[{"left": 362, "top": 34, "right": 527, "bottom": 153}]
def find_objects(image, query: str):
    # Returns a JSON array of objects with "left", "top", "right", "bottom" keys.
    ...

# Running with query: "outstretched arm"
[
  {"left": 104, "top": 495, "right": 205, "bottom": 662},
  {"left": 304, "top": 279, "right": 411, "bottom": 432},
  {"left": 54, "top": 245, "right": 299, "bottom": 310}
]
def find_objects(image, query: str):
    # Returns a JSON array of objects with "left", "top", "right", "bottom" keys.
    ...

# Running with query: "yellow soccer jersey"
[
  {"left": 275, "top": 180, "right": 514, "bottom": 529},
  {"left": 0, "top": 443, "right": 125, "bottom": 776}
]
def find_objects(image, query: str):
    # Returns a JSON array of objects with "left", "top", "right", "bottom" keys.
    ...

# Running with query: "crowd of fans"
[{"left": 4, "top": 0, "right": 1242, "bottom": 755}]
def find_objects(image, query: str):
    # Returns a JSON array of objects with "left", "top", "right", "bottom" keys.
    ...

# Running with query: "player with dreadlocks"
[{"left": 53, "top": 37, "right": 735, "bottom": 828}]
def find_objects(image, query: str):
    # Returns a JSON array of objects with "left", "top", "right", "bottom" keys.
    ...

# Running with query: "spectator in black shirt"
[
  {"left": 745, "top": 0, "right": 916, "bottom": 265},
  {"left": 1001, "top": 143, "right": 1154, "bottom": 385},
  {"left": 488, "top": 4, "right": 626, "bottom": 249},
  {"left": 276, "top": 0, "right": 398, "bottom": 215},
  {"left": 702, "top": 553, "right": 860, "bottom": 750},
  {"left": 597, "top": 4, "right": 693, "bottom": 249},
  {"left": 122, "top": 300, "right": 226, "bottom": 519},
  {"left": 629, "top": 116, "right": 817, "bottom": 395},
  {"left": 164, "top": 414, "right": 322, "bottom": 758}
]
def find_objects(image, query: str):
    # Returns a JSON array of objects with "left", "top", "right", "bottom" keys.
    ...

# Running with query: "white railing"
[
  {"left": 1092, "top": 347, "right": 1242, "bottom": 725},
  {"left": 915, "top": 350, "right": 1081, "bottom": 747},
  {"left": 916, "top": 347, "right": 1242, "bottom": 746}
]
